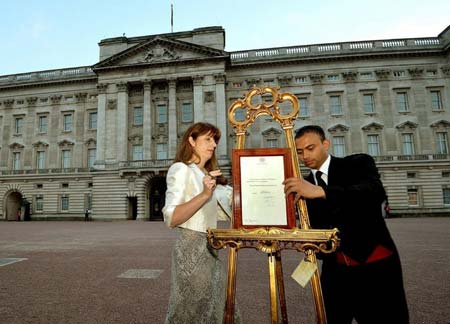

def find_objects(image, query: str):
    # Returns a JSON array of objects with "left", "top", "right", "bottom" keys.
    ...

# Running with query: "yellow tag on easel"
[{"left": 291, "top": 259, "right": 317, "bottom": 288}]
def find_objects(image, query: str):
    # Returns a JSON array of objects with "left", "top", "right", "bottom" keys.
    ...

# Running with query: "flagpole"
[{"left": 171, "top": 4, "right": 173, "bottom": 33}]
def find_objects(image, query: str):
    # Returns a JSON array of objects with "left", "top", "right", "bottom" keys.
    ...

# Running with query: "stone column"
[
  {"left": 116, "top": 82, "right": 129, "bottom": 162},
  {"left": 143, "top": 80, "right": 152, "bottom": 160},
  {"left": 193, "top": 75, "right": 204, "bottom": 122},
  {"left": 168, "top": 78, "right": 177, "bottom": 158},
  {"left": 95, "top": 83, "right": 108, "bottom": 169},
  {"left": 214, "top": 73, "right": 228, "bottom": 158}
]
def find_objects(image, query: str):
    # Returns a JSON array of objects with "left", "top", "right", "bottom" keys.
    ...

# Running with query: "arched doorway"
[
  {"left": 4, "top": 191, "right": 23, "bottom": 221},
  {"left": 148, "top": 176, "right": 166, "bottom": 221}
]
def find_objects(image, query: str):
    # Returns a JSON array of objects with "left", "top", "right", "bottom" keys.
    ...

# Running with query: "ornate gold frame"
[{"left": 207, "top": 86, "right": 340, "bottom": 324}]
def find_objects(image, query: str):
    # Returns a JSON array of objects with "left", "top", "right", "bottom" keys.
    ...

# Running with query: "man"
[{"left": 283, "top": 125, "right": 409, "bottom": 324}]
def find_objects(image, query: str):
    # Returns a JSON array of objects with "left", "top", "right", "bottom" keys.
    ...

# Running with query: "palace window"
[
  {"left": 401, "top": 133, "right": 415, "bottom": 155},
  {"left": 132, "top": 144, "right": 143, "bottom": 161},
  {"left": 443, "top": 188, "right": 450, "bottom": 205},
  {"left": 266, "top": 138, "right": 278, "bottom": 148},
  {"left": 181, "top": 102, "right": 193, "bottom": 122},
  {"left": 133, "top": 107, "right": 143, "bottom": 126},
  {"left": 157, "top": 104, "right": 168, "bottom": 123},
  {"left": 63, "top": 114, "right": 73, "bottom": 132},
  {"left": 407, "top": 172, "right": 416, "bottom": 179},
  {"left": 15, "top": 117, "right": 24, "bottom": 134},
  {"left": 35, "top": 196, "right": 44, "bottom": 212},
  {"left": 13, "top": 152, "right": 21, "bottom": 170},
  {"left": 36, "top": 151, "right": 46, "bottom": 169},
  {"left": 61, "top": 195, "right": 69, "bottom": 211},
  {"left": 407, "top": 188, "right": 419, "bottom": 206},
  {"left": 363, "top": 94, "right": 375, "bottom": 113},
  {"left": 430, "top": 90, "right": 443, "bottom": 111},
  {"left": 396, "top": 92, "right": 409, "bottom": 113},
  {"left": 61, "top": 149, "right": 71, "bottom": 168},
  {"left": 88, "top": 148, "right": 96, "bottom": 168},
  {"left": 436, "top": 132, "right": 449, "bottom": 154},
  {"left": 367, "top": 134, "right": 381, "bottom": 156},
  {"left": 156, "top": 143, "right": 168, "bottom": 160},
  {"left": 329, "top": 95, "right": 343, "bottom": 115},
  {"left": 332, "top": 136, "right": 346, "bottom": 157},
  {"left": 39, "top": 115, "right": 48, "bottom": 133},
  {"left": 299, "top": 97, "right": 309, "bottom": 117},
  {"left": 89, "top": 112, "right": 97, "bottom": 129}
]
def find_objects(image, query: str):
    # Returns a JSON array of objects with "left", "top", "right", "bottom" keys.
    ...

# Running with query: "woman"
[{"left": 162, "top": 122, "right": 239, "bottom": 324}]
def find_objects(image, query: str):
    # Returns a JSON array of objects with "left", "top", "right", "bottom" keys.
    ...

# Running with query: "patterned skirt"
[{"left": 164, "top": 227, "right": 241, "bottom": 324}]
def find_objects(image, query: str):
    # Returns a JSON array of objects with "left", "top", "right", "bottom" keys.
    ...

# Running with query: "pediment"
[
  {"left": 395, "top": 121, "right": 418, "bottom": 130},
  {"left": 430, "top": 119, "right": 450, "bottom": 129},
  {"left": 328, "top": 123, "right": 349, "bottom": 133},
  {"left": 261, "top": 127, "right": 282, "bottom": 136},
  {"left": 85, "top": 138, "right": 96, "bottom": 145},
  {"left": 9, "top": 142, "right": 24, "bottom": 149},
  {"left": 32, "top": 140, "right": 49, "bottom": 147},
  {"left": 361, "top": 122, "right": 384, "bottom": 131},
  {"left": 93, "top": 37, "right": 227, "bottom": 70},
  {"left": 58, "top": 139, "right": 75, "bottom": 147}
]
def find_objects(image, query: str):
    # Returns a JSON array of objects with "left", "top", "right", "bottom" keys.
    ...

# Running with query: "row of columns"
[{"left": 95, "top": 74, "right": 227, "bottom": 168}]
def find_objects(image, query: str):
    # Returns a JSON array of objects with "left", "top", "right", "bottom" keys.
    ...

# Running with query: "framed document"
[{"left": 231, "top": 148, "right": 296, "bottom": 229}]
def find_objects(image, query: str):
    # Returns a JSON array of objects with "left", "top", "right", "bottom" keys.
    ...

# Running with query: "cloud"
[{"left": 28, "top": 20, "right": 50, "bottom": 40}]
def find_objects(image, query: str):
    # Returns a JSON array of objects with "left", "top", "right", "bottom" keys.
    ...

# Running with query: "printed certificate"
[{"left": 232, "top": 148, "right": 295, "bottom": 229}]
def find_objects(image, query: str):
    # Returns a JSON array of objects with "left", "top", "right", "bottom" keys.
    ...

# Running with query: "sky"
[{"left": 1, "top": 0, "right": 450, "bottom": 76}]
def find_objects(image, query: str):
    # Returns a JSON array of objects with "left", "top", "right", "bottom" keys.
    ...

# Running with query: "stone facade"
[{"left": 0, "top": 25, "right": 449, "bottom": 220}]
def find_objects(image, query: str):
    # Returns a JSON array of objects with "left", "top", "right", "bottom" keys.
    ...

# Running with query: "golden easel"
[{"left": 207, "top": 86, "right": 339, "bottom": 324}]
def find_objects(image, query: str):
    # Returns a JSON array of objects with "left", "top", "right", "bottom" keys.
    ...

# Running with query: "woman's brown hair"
[{"left": 174, "top": 122, "right": 227, "bottom": 185}]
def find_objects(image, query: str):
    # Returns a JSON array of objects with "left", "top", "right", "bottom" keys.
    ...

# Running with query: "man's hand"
[{"left": 283, "top": 177, "right": 326, "bottom": 201}]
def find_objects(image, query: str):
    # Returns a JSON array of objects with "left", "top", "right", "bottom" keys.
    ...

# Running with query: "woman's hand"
[{"left": 203, "top": 170, "right": 222, "bottom": 194}]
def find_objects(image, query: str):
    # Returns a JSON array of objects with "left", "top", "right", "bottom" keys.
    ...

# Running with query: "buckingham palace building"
[{"left": 1, "top": 25, "right": 450, "bottom": 221}]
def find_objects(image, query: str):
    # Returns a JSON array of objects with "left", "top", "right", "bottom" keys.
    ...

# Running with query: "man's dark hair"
[{"left": 295, "top": 125, "right": 326, "bottom": 141}]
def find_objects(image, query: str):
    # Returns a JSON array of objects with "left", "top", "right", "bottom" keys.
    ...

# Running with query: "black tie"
[{"left": 315, "top": 171, "right": 327, "bottom": 188}]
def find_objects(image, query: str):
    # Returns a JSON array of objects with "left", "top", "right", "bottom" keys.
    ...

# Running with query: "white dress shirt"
[
  {"left": 312, "top": 155, "right": 331, "bottom": 185},
  {"left": 162, "top": 162, "right": 232, "bottom": 233}
]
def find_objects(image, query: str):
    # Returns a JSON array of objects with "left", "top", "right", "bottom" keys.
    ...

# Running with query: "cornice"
[
  {"left": 0, "top": 76, "right": 97, "bottom": 92},
  {"left": 228, "top": 49, "right": 445, "bottom": 70},
  {"left": 93, "top": 55, "right": 228, "bottom": 73}
]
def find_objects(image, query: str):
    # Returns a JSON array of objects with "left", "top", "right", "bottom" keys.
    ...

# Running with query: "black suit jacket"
[{"left": 305, "top": 154, "right": 396, "bottom": 264}]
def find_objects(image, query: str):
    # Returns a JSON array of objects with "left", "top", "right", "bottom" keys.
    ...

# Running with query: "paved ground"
[{"left": 0, "top": 217, "right": 449, "bottom": 324}]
